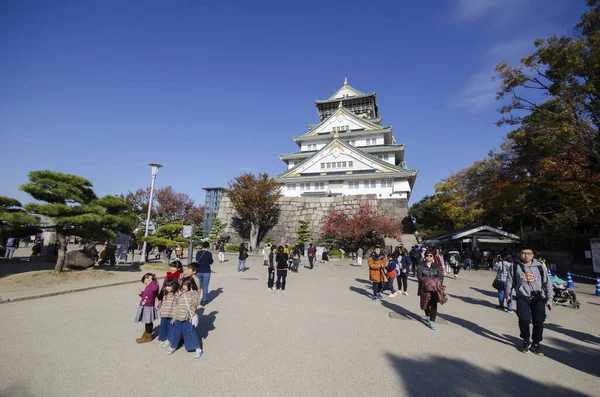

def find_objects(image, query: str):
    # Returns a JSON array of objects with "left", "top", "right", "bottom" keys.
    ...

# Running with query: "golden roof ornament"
[
  {"left": 344, "top": 77, "right": 348, "bottom": 85},
  {"left": 338, "top": 100, "right": 343, "bottom": 108},
  {"left": 333, "top": 130, "right": 340, "bottom": 138}
]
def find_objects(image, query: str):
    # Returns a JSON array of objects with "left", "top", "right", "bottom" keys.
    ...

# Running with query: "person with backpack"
[
  {"left": 504, "top": 246, "right": 553, "bottom": 356},
  {"left": 409, "top": 246, "right": 421, "bottom": 276},
  {"left": 385, "top": 254, "right": 399, "bottom": 297},
  {"left": 275, "top": 246, "right": 289, "bottom": 292},
  {"left": 495, "top": 254, "right": 514, "bottom": 312},
  {"left": 290, "top": 246, "right": 301, "bottom": 273},
  {"left": 238, "top": 243, "right": 248, "bottom": 272}
]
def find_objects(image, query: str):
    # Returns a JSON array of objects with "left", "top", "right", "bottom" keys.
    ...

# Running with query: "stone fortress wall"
[{"left": 216, "top": 195, "right": 417, "bottom": 248}]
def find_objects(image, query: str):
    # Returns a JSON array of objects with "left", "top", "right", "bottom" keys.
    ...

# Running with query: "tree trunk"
[
  {"left": 54, "top": 233, "right": 66, "bottom": 272},
  {"left": 249, "top": 223, "right": 259, "bottom": 254}
]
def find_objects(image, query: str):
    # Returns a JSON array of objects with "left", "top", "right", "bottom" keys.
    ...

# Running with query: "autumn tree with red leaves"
[
  {"left": 122, "top": 186, "right": 204, "bottom": 228},
  {"left": 320, "top": 204, "right": 403, "bottom": 253}
]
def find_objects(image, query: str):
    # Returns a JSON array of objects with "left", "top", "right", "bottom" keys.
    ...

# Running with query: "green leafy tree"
[
  {"left": 226, "top": 173, "right": 282, "bottom": 252},
  {"left": 0, "top": 196, "right": 40, "bottom": 239},
  {"left": 20, "top": 170, "right": 136, "bottom": 271},
  {"left": 143, "top": 223, "right": 188, "bottom": 263},
  {"left": 208, "top": 218, "right": 226, "bottom": 244},
  {"left": 495, "top": 0, "right": 600, "bottom": 171},
  {"left": 296, "top": 220, "right": 312, "bottom": 245}
]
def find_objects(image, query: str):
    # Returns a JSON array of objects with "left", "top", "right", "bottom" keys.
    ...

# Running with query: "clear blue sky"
[{"left": 0, "top": 0, "right": 585, "bottom": 208}]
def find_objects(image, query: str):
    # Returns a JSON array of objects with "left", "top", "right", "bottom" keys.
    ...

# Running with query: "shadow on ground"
[
  {"left": 349, "top": 286, "right": 372, "bottom": 299},
  {"left": 546, "top": 323, "right": 600, "bottom": 345},
  {"left": 470, "top": 287, "right": 498, "bottom": 298},
  {"left": 448, "top": 293, "right": 498, "bottom": 309},
  {"left": 206, "top": 287, "right": 223, "bottom": 303},
  {"left": 387, "top": 353, "right": 590, "bottom": 397},
  {"left": 438, "top": 313, "right": 521, "bottom": 348},
  {"left": 543, "top": 336, "right": 600, "bottom": 377},
  {"left": 380, "top": 300, "right": 423, "bottom": 322}
]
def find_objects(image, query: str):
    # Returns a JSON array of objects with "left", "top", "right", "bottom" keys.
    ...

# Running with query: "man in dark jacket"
[
  {"left": 505, "top": 246, "right": 553, "bottom": 356},
  {"left": 307, "top": 243, "right": 316, "bottom": 269}
]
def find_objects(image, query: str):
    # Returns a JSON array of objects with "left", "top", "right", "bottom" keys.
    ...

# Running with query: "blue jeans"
[
  {"left": 238, "top": 259, "right": 246, "bottom": 271},
  {"left": 498, "top": 286, "right": 513, "bottom": 310},
  {"left": 158, "top": 317, "right": 172, "bottom": 342},
  {"left": 169, "top": 320, "right": 200, "bottom": 351},
  {"left": 198, "top": 273, "right": 210, "bottom": 302},
  {"left": 388, "top": 279, "right": 396, "bottom": 294}
]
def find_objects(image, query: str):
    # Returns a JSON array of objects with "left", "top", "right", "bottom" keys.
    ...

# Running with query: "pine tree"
[
  {"left": 296, "top": 220, "right": 312, "bottom": 245},
  {"left": 20, "top": 170, "right": 136, "bottom": 271},
  {"left": 208, "top": 218, "right": 226, "bottom": 243},
  {"left": 0, "top": 196, "right": 40, "bottom": 239}
]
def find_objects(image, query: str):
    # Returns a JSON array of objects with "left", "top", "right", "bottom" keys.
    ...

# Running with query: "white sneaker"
[{"left": 403, "top": 291, "right": 409, "bottom": 296}]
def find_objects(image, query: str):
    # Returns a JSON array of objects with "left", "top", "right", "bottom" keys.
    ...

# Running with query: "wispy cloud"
[
  {"left": 451, "top": 0, "right": 532, "bottom": 24},
  {"left": 453, "top": 36, "right": 537, "bottom": 111}
]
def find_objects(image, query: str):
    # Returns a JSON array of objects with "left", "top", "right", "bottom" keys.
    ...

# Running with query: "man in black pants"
[{"left": 505, "top": 246, "right": 553, "bottom": 356}]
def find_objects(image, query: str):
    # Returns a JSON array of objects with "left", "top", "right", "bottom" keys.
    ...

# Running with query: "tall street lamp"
[{"left": 141, "top": 162, "right": 163, "bottom": 263}]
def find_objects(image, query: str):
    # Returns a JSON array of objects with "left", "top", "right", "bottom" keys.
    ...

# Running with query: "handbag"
[
  {"left": 183, "top": 292, "right": 199, "bottom": 328},
  {"left": 492, "top": 278, "right": 504, "bottom": 291}
]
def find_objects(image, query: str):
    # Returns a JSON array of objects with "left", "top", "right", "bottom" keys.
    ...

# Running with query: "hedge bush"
[
  {"left": 329, "top": 249, "right": 343, "bottom": 259},
  {"left": 226, "top": 244, "right": 240, "bottom": 252}
]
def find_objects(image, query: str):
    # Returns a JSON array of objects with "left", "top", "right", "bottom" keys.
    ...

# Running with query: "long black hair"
[{"left": 181, "top": 276, "right": 198, "bottom": 291}]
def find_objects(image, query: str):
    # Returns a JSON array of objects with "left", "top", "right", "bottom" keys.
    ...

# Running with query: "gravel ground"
[{"left": 1, "top": 254, "right": 599, "bottom": 397}]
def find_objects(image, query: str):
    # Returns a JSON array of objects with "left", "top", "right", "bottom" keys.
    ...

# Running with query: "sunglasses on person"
[{"left": 425, "top": 254, "right": 433, "bottom": 257}]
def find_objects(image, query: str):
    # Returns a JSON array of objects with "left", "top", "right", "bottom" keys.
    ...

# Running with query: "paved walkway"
[{"left": 1, "top": 254, "right": 599, "bottom": 396}]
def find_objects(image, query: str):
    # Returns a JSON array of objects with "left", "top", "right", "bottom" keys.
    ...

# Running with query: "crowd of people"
[{"left": 130, "top": 238, "right": 559, "bottom": 359}]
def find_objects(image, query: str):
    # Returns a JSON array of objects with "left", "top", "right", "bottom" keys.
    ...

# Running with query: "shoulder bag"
[{"left": 183, "top": 292, "right": 199, "bottom": 328}]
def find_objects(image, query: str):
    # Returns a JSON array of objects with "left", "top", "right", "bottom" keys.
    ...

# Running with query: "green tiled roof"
[{"left": 327, "top": 83, "right": 366, "bottom": 100}]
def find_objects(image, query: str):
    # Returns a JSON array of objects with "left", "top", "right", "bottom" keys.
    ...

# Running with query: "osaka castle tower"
[{"left": 277, "top": 78, "right": 418, "bottom": 199}]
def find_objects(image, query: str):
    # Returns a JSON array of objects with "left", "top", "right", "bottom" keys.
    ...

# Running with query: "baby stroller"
[{"left": 550, "top": 275, "right": 580, "bottom": 309}]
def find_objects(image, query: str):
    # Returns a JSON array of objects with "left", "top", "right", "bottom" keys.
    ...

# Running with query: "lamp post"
[{"left": 141, "top": 163, "right": 163, "bottom": 263}]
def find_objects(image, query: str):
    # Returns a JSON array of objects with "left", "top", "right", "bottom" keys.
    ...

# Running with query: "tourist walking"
[
  {"left": 263, "top": 243, "right": 270, "bottom": 267},
  {"left": 4, "top": 237, "right": 17, "bottom": 259},
  {"left": 434, "top": 247, "right": 445, "bottom": 272},
  {"left": 496, "top": 254, "right": 514, "bottom": 312},
  {"left": 368, "top": 246, "right": 386, "bottom": 301},
  {"left": 167, "top": 277, "right": 202, "bottom": 358},
  {"left": 398, "top": 248, "right": 411, "bottom": 295},
  {"left": 195, "top": 242, "right": 214, "bottom": 306},
  {"left": 290, "top": 246, "right": 301, "bottom": 273},
  {"left": 417, "top": 251, "right": 445, "bottom": 330},
  {"left": 357, "top": 247, "right": 363, "bottom": 267},
  {"left": 409, "top": 246, "right": 421, "bottom": 276},
  {"left": 157, "top": 278, "right": 179, "bottom": 348},
  {"left": 307, "top": 243, "right": 316, "bottom": 269},
  {"left": 238, "top": 243, "right": 248, "bottom": 272},
  {"left": 505, "top": 246, "right": 553, "bottom": 355},
  {"left": 392, "top": 246, "right": 402, "bottom": 261},
  {"left": 134, "top": 273, "right": 159, "bottom": 343},
  {"left": 267, "top": 246, "right": 276, "bottom": 291},
  {"left": 275, "top": 245, "right": 289, "bottom": 292},
  {"left": 217, "top": 241, "right": 226, "bottom": 262},
  {"left": 321, "top": 246, "right": 329, "bottom": 263}
]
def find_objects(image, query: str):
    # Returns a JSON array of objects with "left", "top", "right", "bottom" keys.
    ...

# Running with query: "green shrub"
[
  {"left": 226, "top": 244, "right": 240, "bottom": 252},
  {"left": 329, "top": 249, "right": 343, "bottom": 259}
]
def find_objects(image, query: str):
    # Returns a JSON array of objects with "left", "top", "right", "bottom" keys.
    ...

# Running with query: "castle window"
[
  {"left": 349, "top": 161, "right": 353, "bottom": 167},
  {"left": 288, "top": 184, "right": 296, "bottom": 191},
  {"left": 349, "top": 181, "right": 360, "bottom": 189},
  {"left": 315, "top": 182, "right": 325, "bottom": 190},
  {"left": 321, "top": 163, "right": 325, "bottom": 169}
]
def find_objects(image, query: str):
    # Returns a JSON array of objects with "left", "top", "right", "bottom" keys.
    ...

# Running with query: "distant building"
[
  {"left": 276, "top": 78, "right": 417, "bottom": 199},
  {"left": 202, "top": 187, "right": 226, "bottom": 237}
]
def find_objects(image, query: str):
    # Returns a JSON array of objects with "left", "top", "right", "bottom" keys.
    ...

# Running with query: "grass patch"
[{"left": 0, "top": 268, "right": 116, "bottom": 288}]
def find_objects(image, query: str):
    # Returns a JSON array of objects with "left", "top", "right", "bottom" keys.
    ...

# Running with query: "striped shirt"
[
  {"left": 172, "top": 290, "right": 200, "bottom": 322},
  {"left": 159, "top": 292, "right": 177, "bottom": 319}
]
